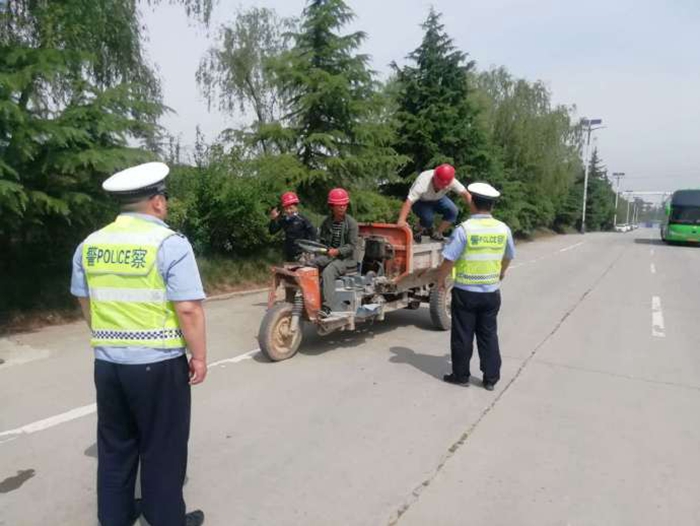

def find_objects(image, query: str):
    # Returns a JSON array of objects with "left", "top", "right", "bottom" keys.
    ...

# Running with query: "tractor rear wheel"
[{"left": 429, "top": 284, "right": 452, "bottom": 331}]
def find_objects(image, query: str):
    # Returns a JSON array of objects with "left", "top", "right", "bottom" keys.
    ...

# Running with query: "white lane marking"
[
  {"left": 511, "top": 240, "right": 585, "bottom": 270},
  {"left": 651, "top": 296, "right": 665, "bottom": 338},
  {"left": 0, "top": 349, "right": 261, "bottom": 444},
  {"left": 651, "top": 248, "right": 655, "bottom": 256},
  {"left": 650, "top": 263, "right": 656, "bottom": 274},
  {"left": 559, "top": 241, "right": 585, "bottom": 253},
  {"left": 209, "top": 348, "right": 261, "bottom": 368},
  {"left": 0, "top": 403, "right": 96, "bottom": 444}
]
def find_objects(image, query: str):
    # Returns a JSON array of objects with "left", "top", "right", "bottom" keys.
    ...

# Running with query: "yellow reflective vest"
[
  {"left": 82, "top": 215, "right": 186, "bottom": 348},
  {"left": 453, "top": 216, "right": 509, "bottom": 287}
]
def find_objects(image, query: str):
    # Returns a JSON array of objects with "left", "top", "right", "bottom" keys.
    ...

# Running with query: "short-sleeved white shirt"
[{"left": 407, "top": 170, "right": 467, "bottom": 203}]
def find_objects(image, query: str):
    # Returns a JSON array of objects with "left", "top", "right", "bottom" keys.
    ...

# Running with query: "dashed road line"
[
  {"left": 511, "top": 240, "right": 585, "bottom": 270},
  {"left": 0, "top": 404, "right": 96, "bottom": 444},
  {"left": 652, "top": 296, "right": 665, "bottom": 338},
  {"left": 209, "top": 348, "right": 260, "bottom": 367},
  {"left": 559, "top": 241, "right": 585, "bottom": 253},
  {"left": 650, "top": 263, "right": 656, "bottom": 274}
]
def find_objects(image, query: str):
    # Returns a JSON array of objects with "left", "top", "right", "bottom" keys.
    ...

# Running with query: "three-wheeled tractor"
[{"left": 257, "top": 223, "right": 452, "bottom": 361}]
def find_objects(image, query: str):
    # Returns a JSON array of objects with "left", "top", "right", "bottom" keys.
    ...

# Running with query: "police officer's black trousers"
[
  {"left": 450, "top": 288, "right": 502, "bottom": 383},
  {"left": 94, "top": 355, "right": 191, "bottom": 526}
]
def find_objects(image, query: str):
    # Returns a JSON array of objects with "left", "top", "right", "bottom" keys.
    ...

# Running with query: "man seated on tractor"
[
  {"left": 396, "top": 163, "right": 471, "bottom": 242},
  {"left": 315, "top": 188, "right": 359, "bottom": 317},
  {"left": 269, "top": 191, "right": 317, "bottom": 262}
]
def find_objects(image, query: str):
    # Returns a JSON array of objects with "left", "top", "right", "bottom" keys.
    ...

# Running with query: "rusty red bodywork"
[
  {"left": 267, "top": 265, "right": 321, "bottom": 320},
  {"left": 267, "top": 223, "right": 424, "bottom": 321},
  {"left": 357, "top": 223, "right": 412, "bottom": 279}
]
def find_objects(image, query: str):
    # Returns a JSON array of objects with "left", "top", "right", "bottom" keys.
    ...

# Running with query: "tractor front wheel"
[{"left": 258, "top": 303, "right": 303, "bottom": 362}]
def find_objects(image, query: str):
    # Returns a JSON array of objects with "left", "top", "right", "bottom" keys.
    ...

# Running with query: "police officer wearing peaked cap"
[
  {"left": 70, "top": 162, "right": 207, "bottom": 526},
  {"left": 436, "top": 182, "right": 516, "bottom": 391}
]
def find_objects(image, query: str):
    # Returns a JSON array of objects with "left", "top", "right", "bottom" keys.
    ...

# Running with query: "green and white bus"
[{"left": 661, "top": 189, "right": 700, "bottom": 243}]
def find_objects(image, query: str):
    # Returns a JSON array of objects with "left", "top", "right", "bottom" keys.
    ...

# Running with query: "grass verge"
[
  {"left": 0, "top": 251, "right": 281, "bottom": 335},
  {"left": 197, "top": 252, "right": 278, "bottom": 296}
]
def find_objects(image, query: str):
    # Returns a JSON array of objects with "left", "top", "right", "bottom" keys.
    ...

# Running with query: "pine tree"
[
  {"left": 392, "top": 9, "right": 490, "bottom": 182},
  {"left": 585, "top": 148, "right": 615, "bottom": 231},
  {"left": 267, "top": 0, "right": 403, "bottom": 197}
]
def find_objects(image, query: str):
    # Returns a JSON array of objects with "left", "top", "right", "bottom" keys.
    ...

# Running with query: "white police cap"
[
  {"left": 467, "top": 182, "right": 500, "bottom": 200},
  {"left": 102, "top": 162, "right": 169, "bottom": 201}
]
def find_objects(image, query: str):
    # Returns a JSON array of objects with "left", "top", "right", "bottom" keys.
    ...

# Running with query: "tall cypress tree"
[
  {"left": 585, "top": 148, "right": 615, "bottom": 231},
  {"left": 392, "top": 9, "right": 490, "bottom": 182},
  {"left": 269, "top": 0, "right": 402, "bottom": 196}
]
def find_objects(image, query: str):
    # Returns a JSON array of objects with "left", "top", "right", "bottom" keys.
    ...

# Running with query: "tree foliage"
[
  {"left": 392, "top": 9, "right": 491, "bottom": 184},
  {"left": 475, "top": 67, "right": 583, "bottom": 233},
  {"left": 265, "top": 0, "right": 404, "bottom": 195},
  {"left": 0, "top": 1, "right": 623, "bottom": 318},
  {"left": 582, "top": 148, "right": 616, "bottom": 231},
  {"left": 196, "top": 7, "right": 295, "bottom": 154},
  {"left": 0, "top": 0, "right": 209, "bottom": 315}
]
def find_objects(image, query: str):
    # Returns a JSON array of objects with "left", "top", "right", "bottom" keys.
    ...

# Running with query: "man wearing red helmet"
[
  {"left": 269, "top": 191, "right": 317, "bottom": 261},
  {"left": 315, "top": 188, "right": 359, "bottom": 316},
  {"left": 396, "top": 164, "right": 471, "bottom": 242}
]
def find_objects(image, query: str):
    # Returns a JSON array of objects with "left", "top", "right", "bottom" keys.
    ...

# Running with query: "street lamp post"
[
  {"left": 612, "top": 172, "right": 625, "bottom": 228},
  {"left": 581, "top": 118, "right": 603, "bottom": 233}
]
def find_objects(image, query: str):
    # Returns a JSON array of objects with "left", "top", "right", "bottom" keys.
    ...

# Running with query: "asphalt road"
[{"left": 1, "top": 228, "right": 699, "bottom": 526}]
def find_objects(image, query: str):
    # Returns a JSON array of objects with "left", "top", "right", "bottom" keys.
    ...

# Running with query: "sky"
[{"left": 141, "top": 0, "right": 700, "bottom": 197}]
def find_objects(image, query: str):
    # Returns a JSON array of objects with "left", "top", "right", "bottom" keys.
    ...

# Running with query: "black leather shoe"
[
  {"left": 483, "top": 382, "right": 496, "bottom": 391},
  {"left": 412, "top": 227, "right": 424, "bottom": 243},
  {"left": 185, "top": 510, "right": 205, "bottom": 526},
  {"left": 430, "top": 231, "right": 445, "bottom": 241},
  {"left": 443, "top": 373, "right": 469, "bottom": 385}
]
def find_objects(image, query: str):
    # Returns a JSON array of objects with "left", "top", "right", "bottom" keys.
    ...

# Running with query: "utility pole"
[
  {"left": 580, "top": 118, "right": 603, "bottom": 233},
  {"left": 626, "top": 198, "right": 631, "bottom": 225},
  {"left": 612, "top": 172, "right": 625, "bottom": 227}
]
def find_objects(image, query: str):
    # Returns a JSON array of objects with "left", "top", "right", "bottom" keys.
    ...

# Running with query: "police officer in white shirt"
[{"left": 396, "top": 164, "right": 472, "bottom": 242}]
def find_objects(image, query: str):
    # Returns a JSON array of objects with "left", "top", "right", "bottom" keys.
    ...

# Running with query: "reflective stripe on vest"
[
  {"left": 454, "top": 217, "right": 509, "bottom": 287},
  {"left": 83, "top": 215, "right": 186, "bottom": 349}
]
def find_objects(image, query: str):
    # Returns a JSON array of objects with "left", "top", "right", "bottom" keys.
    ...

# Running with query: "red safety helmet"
[
  {"left": 433, "top": 164, "right": 456, "bottom": 189},
  {"left": 281, "top": 191, "right": 300, "bottom": 207},
  {"left": 328, "top": 188, "right": 350, "bottom": 205}
]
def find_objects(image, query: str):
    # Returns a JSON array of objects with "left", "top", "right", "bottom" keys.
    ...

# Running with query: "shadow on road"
[
  {"left": 388, "top": 346, "right": 450, "bottom": 381},
  {"left": 299, "top": 308, "right": 436, "bottom": 357},
  {"left": 633, "top": 238, "right": 666, "bottom": 246},
  {"left": 253, "top": 308, "right": 438, "bottom": 362},
  {"left": 634, "top": 238, "right": 700, "bottom": 247}
]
